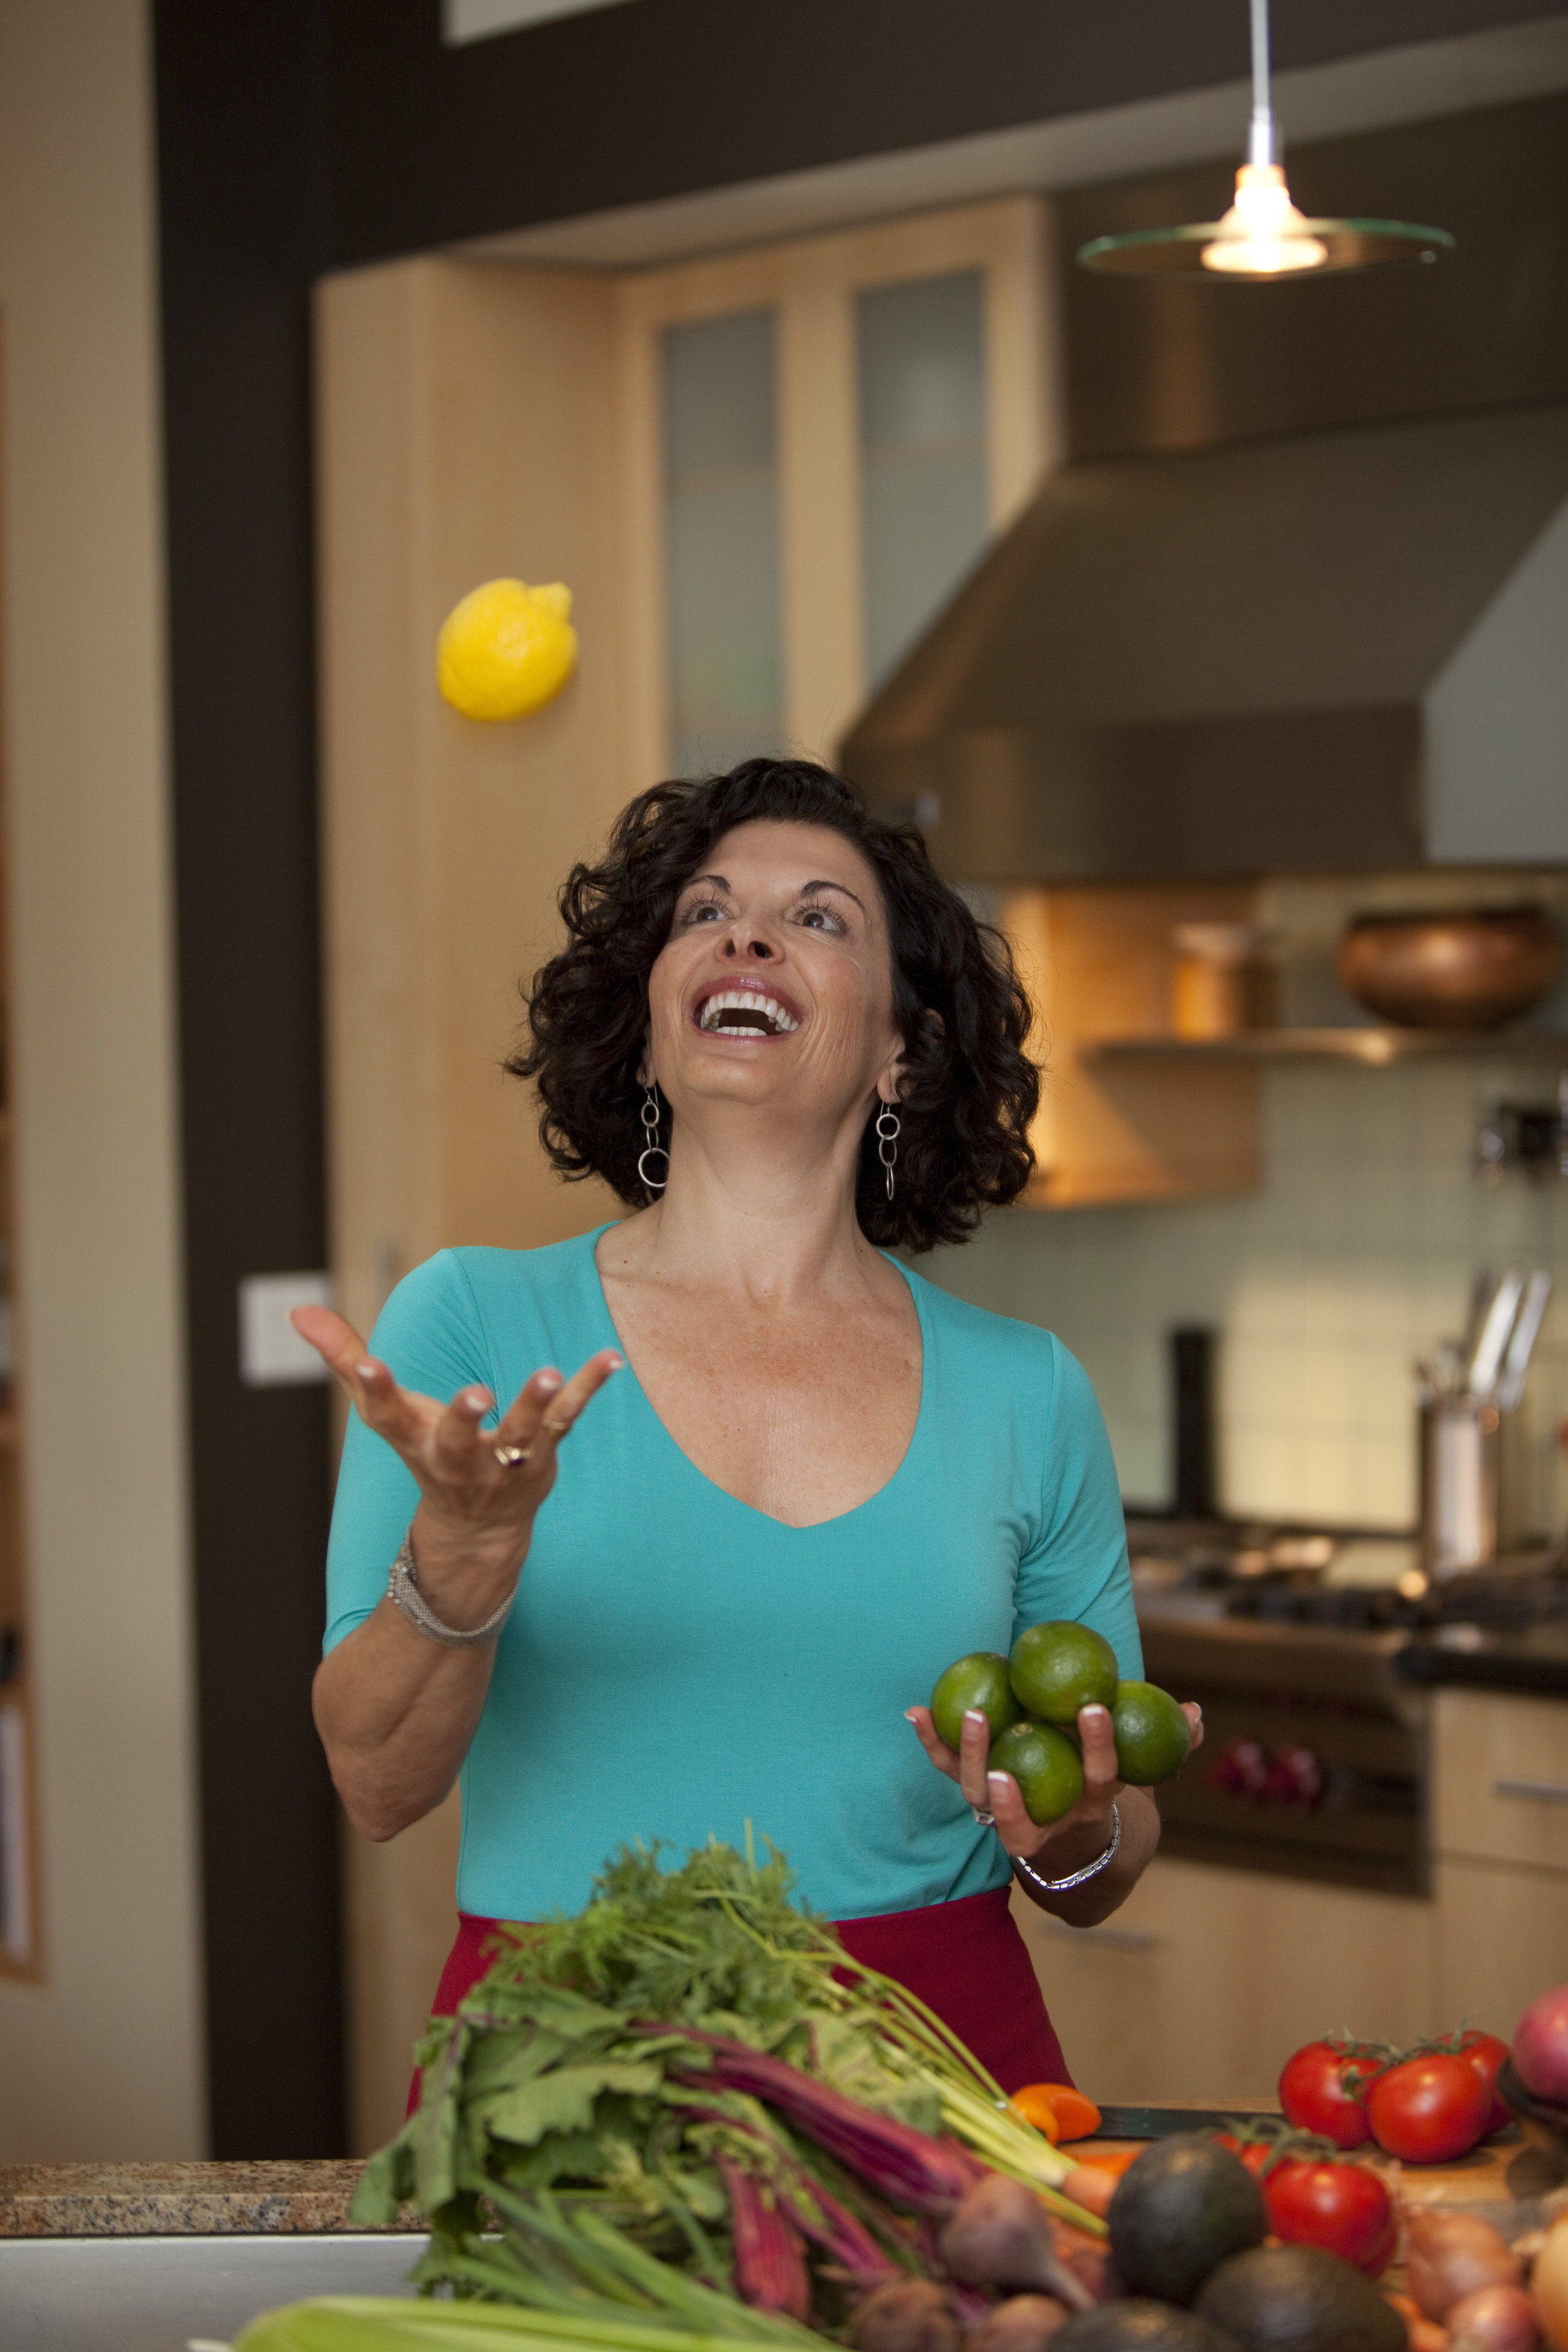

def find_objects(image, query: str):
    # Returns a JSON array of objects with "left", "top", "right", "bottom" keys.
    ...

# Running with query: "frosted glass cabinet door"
[
  {"left": 662, "top": 310, "right": 784, "bottom": 777},
  {"left": 857, "top": 270, "right": 989, "bottom": 687}
]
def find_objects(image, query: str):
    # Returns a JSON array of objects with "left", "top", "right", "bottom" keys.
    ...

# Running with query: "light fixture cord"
[{"left": 1247, "top": 0, "right": 1276, "bottom": 167}]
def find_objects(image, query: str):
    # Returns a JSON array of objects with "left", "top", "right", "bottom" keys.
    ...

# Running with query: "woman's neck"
[{"left": 607, "top": 1110, "right": 885, "bottom": 1307}]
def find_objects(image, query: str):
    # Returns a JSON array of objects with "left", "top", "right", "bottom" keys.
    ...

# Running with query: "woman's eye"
[
  {"left": 797, "top": 905, "right": 842, "bottom": 933},
  {"left": 682, "top": 901, "right": 724, "bottom": 925}
]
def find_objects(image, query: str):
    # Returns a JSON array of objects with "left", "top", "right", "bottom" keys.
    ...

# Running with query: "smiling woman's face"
[{"left": 644, "top": 819, "right": 905, "bottom": 1132}]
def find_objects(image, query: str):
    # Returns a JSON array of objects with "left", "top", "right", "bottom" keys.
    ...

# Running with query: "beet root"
[
  {"left": 852, "top": 2278, "right": 966, "bottom": 2352},
  {"left": 940, "top": 2176, "right": 1094, "bottom": 2313},
  {"left": 964, "top": 2293, "right": 1071, "bottom": 2352}
]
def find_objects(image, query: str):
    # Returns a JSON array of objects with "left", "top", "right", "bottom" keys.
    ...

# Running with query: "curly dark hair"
[{"left": 509, "top": 759, "right": 1039, "bottom": 1252}]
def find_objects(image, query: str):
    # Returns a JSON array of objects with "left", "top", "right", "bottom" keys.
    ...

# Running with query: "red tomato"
[
  {"left": 1263, "top": 2158, "right": 1398, "bottom": 2277},
  {"left": 1215, "top": 2133, "right": 1275, "bottom": 2178},
  {"left": 1278, "top": 2041, "right": 1375, "bottom": 2149},
  {"left": 1455, "top": 2029, "right": 1512, "bottom": 2134},
  {"left": 1366, "top": 2053, "right": 1491, "bottom": 2162}
]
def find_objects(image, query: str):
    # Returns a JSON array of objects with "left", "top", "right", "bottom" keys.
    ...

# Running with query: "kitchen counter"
[
  {"left": 0, "top": 2160, "right": 421, "bottom": 2237},
  {"left": 1398, "top": 1621, "right": 1568, "bottom": 1698}
]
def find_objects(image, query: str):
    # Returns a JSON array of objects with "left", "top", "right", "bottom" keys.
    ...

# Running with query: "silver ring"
[
  {"left": 972, "top": 1806, "right": 996, "bottom": 1828},
  {"left": 493, "top": 1442, "right": 532, "bottom": 1468}
]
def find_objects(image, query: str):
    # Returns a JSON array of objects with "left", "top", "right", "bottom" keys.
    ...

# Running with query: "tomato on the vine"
[
  {"left": 1263, "top": 2158, "right": 1398, "bottom": 2277},
  {"left": 1365, "top": 2053, "right": 1491, "bottom": 2162},
  {"left": 1454, "top": 2029, "right": 1511, "bottom": 2135},
  {"left": 1278, "top": 2041, "right": 1375, "bottom": 2149},
  {"left": 1214, "top": 2133, "right": 1275, "bottom": 2178}
]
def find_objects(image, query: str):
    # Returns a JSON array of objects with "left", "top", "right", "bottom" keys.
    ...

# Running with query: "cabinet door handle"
[
  {"left": 1493, "top": 1776, "right": 1568, "bottom": 1805},
  {"left": 1036, "top": 1918, "right": 1158, "bottom": 1954}
]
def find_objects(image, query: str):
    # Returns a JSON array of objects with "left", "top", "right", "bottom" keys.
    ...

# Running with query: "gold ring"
[{"left": 493, "top": 1442, "right": 532, "bottom": 1469}]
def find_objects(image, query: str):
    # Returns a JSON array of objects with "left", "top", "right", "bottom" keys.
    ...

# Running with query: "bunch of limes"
[{"left": 928, "top": 1622, "right": 1192, "bottom": 1825}]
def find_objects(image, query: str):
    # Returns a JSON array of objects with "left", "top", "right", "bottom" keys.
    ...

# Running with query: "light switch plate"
[{"left": 238, "top": 1272, "right": 334, "bottom": 1387}]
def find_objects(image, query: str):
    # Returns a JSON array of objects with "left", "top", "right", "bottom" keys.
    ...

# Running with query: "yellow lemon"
[{"left": 436, "top": 578, "right": 578, "bottom": 720}]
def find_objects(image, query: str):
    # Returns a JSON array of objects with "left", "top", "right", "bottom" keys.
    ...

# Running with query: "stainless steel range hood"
[{"left": 841, "top": 403, "right": 1568, "bottom": 882}]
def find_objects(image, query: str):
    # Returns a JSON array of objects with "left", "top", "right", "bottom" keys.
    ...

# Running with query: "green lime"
[
  {"left": 1010, "top": 1620, "right": 1120, "bottom": 1725},
  {"left": 930, "top": 1652, "right": 1021, "bottom": 1751},
  {"left": 988, "top": 1718, "right": 1085, "bottom": 1825},
  {"left": 1110, "top": 1680, "right": 1193, "bottom": 1785}
]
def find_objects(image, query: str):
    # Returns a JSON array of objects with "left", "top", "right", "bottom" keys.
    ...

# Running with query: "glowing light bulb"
[{"left": 1202, "top": 162, "right": 1328, "bottom": 276}]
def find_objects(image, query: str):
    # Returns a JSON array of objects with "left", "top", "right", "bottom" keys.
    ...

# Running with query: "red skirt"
[{"left": 412, "top": 1884, "right": 1070, "bottom": 2115}]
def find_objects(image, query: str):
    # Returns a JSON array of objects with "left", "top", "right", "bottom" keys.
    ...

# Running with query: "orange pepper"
[
  {"left": 1008, "top": 2083, "right": 1061, "bottom": 2140},
  {"left": 1074, "top": 2146, "right": 1140, "bottom": 2176},
  {"left": 1010, "top": 2083, "right": 1103, "bottom": 2142}
]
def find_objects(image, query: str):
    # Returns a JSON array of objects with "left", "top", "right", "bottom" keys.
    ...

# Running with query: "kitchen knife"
[
  {"left": 1497, "top": 1269, "right": 1552, "bottom": 1412},
  {"left": 1469, "top": 1266, "right": 1527, "bottom": 1400}
]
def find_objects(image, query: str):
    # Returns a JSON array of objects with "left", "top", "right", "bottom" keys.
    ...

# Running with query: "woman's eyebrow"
[
  {"left": 681, "top": 872, "right": 730, "bottom": 894},
  {"left": 800, "top": 878, "right": 867, "bottom": 914}
]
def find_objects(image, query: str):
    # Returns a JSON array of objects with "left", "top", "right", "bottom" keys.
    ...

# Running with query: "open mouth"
[{"left": 696, "top": 987, "right": 801, "bottom": 1038}]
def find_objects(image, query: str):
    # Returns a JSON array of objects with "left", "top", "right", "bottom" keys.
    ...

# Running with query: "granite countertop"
[{"left": 0, "top": 2161, "right": 424, "bottom": 2237}]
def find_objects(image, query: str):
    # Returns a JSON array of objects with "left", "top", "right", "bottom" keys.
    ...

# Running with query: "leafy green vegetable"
[{"left": 346, "top": 1834, "right": 1100, "bottom": 2339}]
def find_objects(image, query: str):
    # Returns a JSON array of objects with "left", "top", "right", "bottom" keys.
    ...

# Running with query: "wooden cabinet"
[
  {"left": 0, "top": 841, "right": 34, "bottom": 1983},
  {"left": 1010, "top": 1858, "right": 1438, "bottom": 2103},
  {"left": 1432, "top": 1688, "right": 1568, "bottom": 2036},
  {"left": 1001, "top": 885, "right": 1263, "bottom": 1210}
]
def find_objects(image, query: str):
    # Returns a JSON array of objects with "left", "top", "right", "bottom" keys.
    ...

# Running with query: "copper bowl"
[{"left": 1336, "top": 905, "right": 1560, "bottom": 1029}]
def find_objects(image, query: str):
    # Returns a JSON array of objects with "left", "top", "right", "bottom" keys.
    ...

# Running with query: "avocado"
[
  {"left": 1107, "top": 2136, "right": 1266, "bottom": 2307},
  {"left": 1052, "top": 2304, "right": 1240, "bottom": 2351},
  {"left": 1193, "top": 2245, "right": 1405, "bottom": 2352}
]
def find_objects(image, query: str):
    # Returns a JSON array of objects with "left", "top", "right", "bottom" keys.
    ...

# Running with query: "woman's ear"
[{"left": 879, "top": 1007, "right": 940, "bottom": 1103}]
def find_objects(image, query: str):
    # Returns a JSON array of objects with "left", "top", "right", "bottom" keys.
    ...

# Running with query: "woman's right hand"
[{"left": 292, "top": 1304, "right": 622, "bottom": 1631}]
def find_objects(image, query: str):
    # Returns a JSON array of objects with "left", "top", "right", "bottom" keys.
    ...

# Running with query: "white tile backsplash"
[{"left": 932, "top": 1054, "right": 1568, "bottom": 1535}]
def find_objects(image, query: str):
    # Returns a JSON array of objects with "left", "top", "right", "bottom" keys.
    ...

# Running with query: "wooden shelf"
[{"left": 1082, "top": 1028, "right": 1568, "bottom": 1068}]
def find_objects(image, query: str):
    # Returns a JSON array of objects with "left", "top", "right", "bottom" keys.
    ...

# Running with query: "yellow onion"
[{"left": 1535, "top": 2216, "right": 1568, "bottom": 2348}]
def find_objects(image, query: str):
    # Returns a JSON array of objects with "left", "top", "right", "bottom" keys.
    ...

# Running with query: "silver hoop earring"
[
  {"left": 876, "top": 1103, "right": 901, "bottom": 1201},
  {"left": 637, "top": 1085, "right": 669, "bottom": 1193}
]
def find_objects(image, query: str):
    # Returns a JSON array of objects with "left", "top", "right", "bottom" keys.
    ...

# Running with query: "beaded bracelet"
[{"left": 387, "top": 1532, "right": 515, "bottom": 1648}]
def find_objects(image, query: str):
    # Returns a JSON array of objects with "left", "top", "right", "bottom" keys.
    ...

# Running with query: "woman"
[{"left": 297, "top": 757, "right": 1198, "bottom": 2094}]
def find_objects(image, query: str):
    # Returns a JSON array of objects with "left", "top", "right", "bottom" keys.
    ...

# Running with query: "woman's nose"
[{"left": 722, "top": 929, "right": 776, "bottom": 961}]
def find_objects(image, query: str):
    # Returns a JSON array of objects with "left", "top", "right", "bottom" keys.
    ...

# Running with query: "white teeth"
[{"left": 698, "top": 989, "right": 800, "bottom": 1035}]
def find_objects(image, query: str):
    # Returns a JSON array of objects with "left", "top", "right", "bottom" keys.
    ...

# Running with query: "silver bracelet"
[
  {"left": 386, "top": 1532, "right": 515, "bottom": 1648},
  {"left": 1013, "top": 1803, "right": 1122, "bottom": 1896}
]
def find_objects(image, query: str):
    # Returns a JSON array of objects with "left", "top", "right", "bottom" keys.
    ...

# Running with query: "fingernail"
[
  {"left": 538, "top": 1371, "right": 563, "bottom": 1392},
  {"left": 987, "top": 1772, "right": 1011, "bottom": 1793},
  {"left": 904, "top": 1709, "right": 920, "bottom": 1723},
  {"left": 963, "top": 1709, "right": 987, "bottom": 1731},
  {"left": 357, "top": 1360, "right": 380, "bottom": 1381},
  {"left": 606, "top": 1354, "right": 625, "bottom": 1371},
  {"left": 1082, "top": 1705, "right": 1109, "bottom": 1723},
  {"left": 463, "top": 1390, "right": 489, "bottom": 1416}
]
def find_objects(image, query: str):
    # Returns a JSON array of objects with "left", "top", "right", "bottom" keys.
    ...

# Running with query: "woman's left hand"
[{"left": 905, "top": 1699, "right": 1204, "bottom": 1870}]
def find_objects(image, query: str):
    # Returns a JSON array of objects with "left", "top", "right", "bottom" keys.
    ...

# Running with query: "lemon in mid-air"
[{"left": 437, "top": 578, "right": 578, "bottom": 720}]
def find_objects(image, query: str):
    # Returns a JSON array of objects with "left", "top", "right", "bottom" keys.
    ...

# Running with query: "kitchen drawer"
[
  {"left": 1436, "top": 1857, "right": 1568, "bottom": 2037},
  {"left": 1433, "top": 1689, "right": 1568, "bottom": 1870},
  {"left": 1011, "top": 1858, "right": 1437, "bottom": 2104}
]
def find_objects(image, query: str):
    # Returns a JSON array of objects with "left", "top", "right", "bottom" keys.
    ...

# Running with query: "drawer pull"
[
  {"left": 1037, "top": 1919, "right": 1158, "bottom": 1954},
  {"left": 1493, "top": 1777, "right": 1568, "bottom": 1806}
]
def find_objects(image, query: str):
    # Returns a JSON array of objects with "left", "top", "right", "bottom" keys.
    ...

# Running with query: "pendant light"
[{"left": 1077, "top": 0, "right": 1454, "bottom": 279}]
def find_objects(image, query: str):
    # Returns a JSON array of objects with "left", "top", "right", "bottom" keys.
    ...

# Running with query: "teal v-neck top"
[{"left": 324, "top": 1228, "right": 1141, "bottom": 1924}]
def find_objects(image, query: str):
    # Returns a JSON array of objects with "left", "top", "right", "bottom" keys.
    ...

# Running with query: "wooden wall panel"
[{"left": 316, "top": 255, "right": 629, "bottom": 2150}]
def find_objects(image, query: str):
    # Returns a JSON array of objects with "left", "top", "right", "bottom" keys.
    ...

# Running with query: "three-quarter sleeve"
[
  {"left": 322, "top": 1250, "right": 497, "bottom": 1654},
  {"left": 1012, "top": 1336, "right": 1143, "bottom": 1680}
]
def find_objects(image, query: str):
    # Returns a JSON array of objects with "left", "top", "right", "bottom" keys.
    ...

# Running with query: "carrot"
[{"left": 1009, "top": 2085, "right": 1102, "bottom": 2144}]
